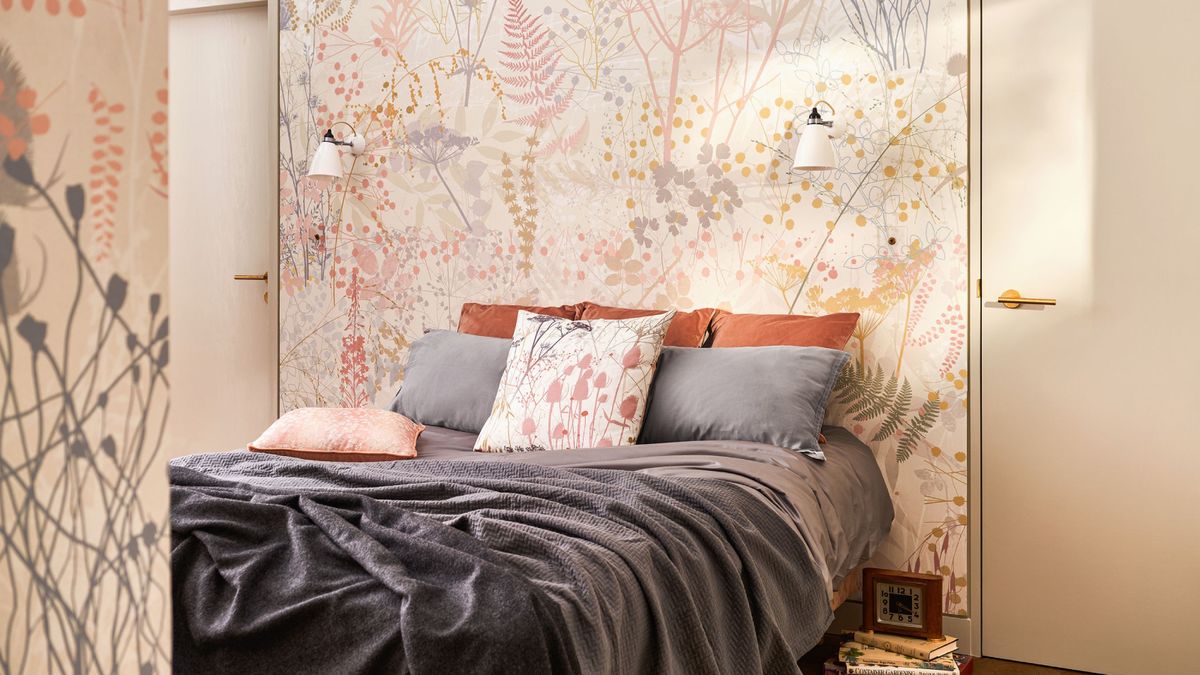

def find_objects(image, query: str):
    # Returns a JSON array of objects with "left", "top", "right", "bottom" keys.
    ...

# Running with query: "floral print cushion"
[
  {"left": 474, "top": 310, "right": 675, "bottom": 453},
  {"left": 249, "top": 407, "right": 425, "bottom": 462}
]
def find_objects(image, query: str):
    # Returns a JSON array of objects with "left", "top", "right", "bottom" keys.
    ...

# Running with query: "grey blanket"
[{"left": 171, "top": 434, "right": 890, "bottom": 674}]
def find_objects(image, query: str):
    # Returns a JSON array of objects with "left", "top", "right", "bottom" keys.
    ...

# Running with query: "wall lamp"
[
  {"left": 306, "top": 122, "right": 366, "bottom": 185},
  {"left": 792, "top": 100, "right": 845, "bottom": 172},
  {"left": 305, "top": 122, "right": 366, "bottom": 299}
]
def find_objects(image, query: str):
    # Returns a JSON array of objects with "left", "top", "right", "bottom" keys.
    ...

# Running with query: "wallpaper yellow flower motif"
[{"left": 280, "top": 0, "right": 969, "bottom": 614}]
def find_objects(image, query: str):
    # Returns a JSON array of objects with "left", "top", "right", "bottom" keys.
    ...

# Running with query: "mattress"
[{"left": 412, "top": 424, "right": 893, "bottom": 597}]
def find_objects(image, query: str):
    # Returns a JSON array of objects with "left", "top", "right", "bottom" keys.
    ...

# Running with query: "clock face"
[{"left": 877, "top": 583, "right": 924, "bottom": 627}]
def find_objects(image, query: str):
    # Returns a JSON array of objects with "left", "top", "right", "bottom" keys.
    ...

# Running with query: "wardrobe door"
[
  {"left": 169, "top": 1, "right": 277, "bottom": 454},
  {"left": 980, "top": 1, "right": 1199, "bottom": 672}
]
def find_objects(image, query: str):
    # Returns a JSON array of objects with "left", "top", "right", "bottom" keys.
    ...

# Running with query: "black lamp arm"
[
  {"left": 322, "top": 120, "right": 359, "bottom": 145},
  {"left": 805, "top": 99, "right": 837, "bottom": 126}
]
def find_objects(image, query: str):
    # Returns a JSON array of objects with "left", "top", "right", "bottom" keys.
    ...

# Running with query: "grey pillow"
[
  {"left": 639, "top": 345, "right": 849, "bottom": 460},
  {"left": 389, "top": 330, "right": 510, "bottom": 433}
]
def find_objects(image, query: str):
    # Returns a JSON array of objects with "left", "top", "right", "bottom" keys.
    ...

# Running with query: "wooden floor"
[{"left": 800, "top": 635, "right": 1081, "bottom": 674}]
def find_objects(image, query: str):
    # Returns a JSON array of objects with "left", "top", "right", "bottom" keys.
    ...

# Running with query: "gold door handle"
[
  {"left": 997, "top": 289, "right": 1056, "bottom": 308},
  {"left": 235, "top": 273, "right": 270, "bottom": 304}
]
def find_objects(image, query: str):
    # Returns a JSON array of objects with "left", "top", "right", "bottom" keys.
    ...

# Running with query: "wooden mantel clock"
[{"left": 861, "top": 568, "right": 944, "bottom": 640}]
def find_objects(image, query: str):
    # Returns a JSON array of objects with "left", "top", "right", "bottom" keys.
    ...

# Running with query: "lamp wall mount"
[
  {"left": 322, "top": 123, "right": 366, "bottom": 156},
  {"left": 802, "top": 100, "right": 846, "bottom": 138},
  {"left": 806, "top": 99, "right": 837, "bottom": 127}
]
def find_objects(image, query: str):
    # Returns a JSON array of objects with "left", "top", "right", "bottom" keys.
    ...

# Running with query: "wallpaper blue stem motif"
[
  {"left": 0, "top": 2, "right": 170, "bottom": 672},
  {"left": 280, "top": 0, "right": 969, "bottom": 614}
]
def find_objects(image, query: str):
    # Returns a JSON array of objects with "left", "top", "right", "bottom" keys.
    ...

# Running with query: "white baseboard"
[{"left": 830, "top": 601, "right": 976, "bottom": 656}]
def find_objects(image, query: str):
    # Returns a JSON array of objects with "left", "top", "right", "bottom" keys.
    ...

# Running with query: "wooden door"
[
  {"left": 168, "top": 1, "right": 277, "bottom": 453},
  {"left": 980, "top": 1, "right": 1200, "bottom": 672}
]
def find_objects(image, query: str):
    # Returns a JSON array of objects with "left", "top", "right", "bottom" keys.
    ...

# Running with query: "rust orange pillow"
[
  {"left": 577, "top": 302, "right": 717, "bottom": 348},
  {"left": 708, "top": 311, "right": 860, "bottom": 350},
  {"left": 249, "top": 407, "right": 424, "bottom": 462},
  {"left": 458, "top": 302, "right": 579, "bottom": 339}
]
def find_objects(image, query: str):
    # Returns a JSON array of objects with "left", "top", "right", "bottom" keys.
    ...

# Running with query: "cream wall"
[{"left": 977, "top": 0, "right": 1200, "bottom": 670}]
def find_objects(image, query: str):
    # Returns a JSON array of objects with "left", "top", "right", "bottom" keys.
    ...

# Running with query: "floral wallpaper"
[
  {"left": 279, "top": 0, "right": 969, "bottom": 614},
  {"left": 0, "top": 1, "right": 170, "bottom": 673}
]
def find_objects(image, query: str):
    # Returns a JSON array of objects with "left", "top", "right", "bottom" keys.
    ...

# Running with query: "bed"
[{"left": 169, "top": 424, "right": 891, "bottom": 674}]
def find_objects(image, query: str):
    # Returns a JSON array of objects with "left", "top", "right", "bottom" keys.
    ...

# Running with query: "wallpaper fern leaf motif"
[
  {"left": 280, "top": 0, "right": 969, "bottom": 614},
  {"left": 0, "top": 2, "right": 170, "bottom": 672}
]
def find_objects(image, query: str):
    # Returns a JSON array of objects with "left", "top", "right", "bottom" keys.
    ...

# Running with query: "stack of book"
[{"left": 822, "top": 631, "right": 973, "bottom": 675}]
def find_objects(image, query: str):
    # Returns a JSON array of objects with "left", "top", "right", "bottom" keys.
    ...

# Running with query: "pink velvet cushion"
[{"left": 249, "top": 407, "right": 425, "bottom": 462}]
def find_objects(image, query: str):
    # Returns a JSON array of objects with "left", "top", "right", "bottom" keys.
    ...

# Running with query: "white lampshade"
[
  {"left": 792, "top": 124, "right": 837, "bottom": 171},
  {"left": 307, "top": 140, "right": 343, "bottom": 184}
]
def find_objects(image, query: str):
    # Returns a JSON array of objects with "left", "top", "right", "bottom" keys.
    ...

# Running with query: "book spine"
[
  {"left": 846, "top": 666, "right": 958, "bottom": 675},
  {"left": 851, "top": 632, "right": 936, "bottom": 660}
]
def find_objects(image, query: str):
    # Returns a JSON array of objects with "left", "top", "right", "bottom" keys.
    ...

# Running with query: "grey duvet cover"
[{"left": 170, "top": 427, "right": 891, "bottom": 675}]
